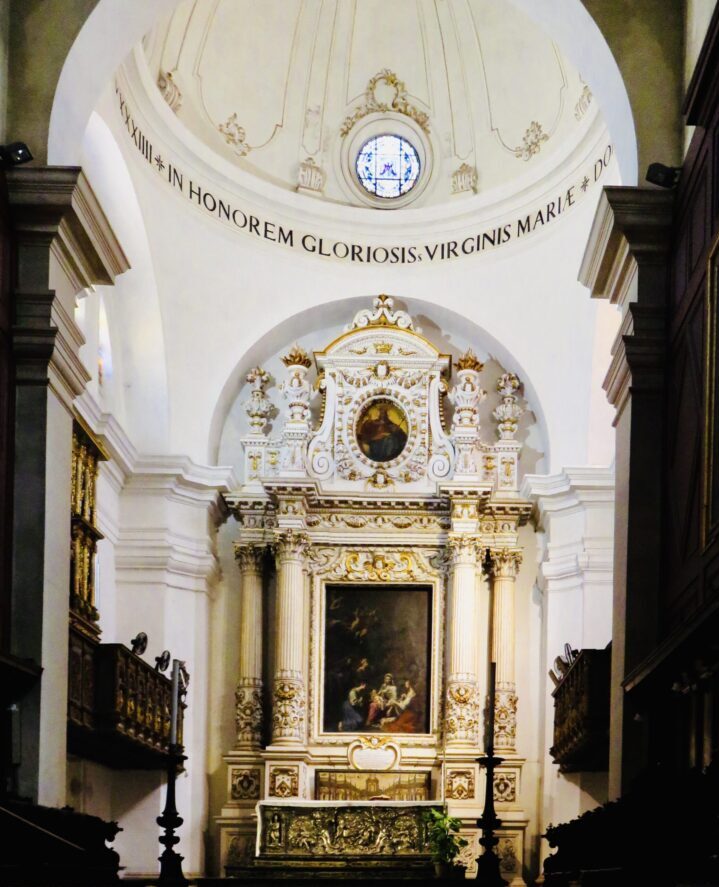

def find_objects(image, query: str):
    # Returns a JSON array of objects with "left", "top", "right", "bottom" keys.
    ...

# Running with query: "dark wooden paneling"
[{"left": 0, "top": 169, "right": 12, "bottom": 653}]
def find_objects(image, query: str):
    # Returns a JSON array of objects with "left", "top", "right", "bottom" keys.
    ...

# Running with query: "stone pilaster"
[
  {"left": 7, "top": 167, "right": 128, "bottom": 804},
  {"left": 579, "top": 186, "right": 673, "bottom": 796},
  {"left": 272, "top": 530, "right": 309, "bottom": 744},
  {"left": 488, "top": 547, "right": 522, "bottom": 752},
  {"left": 445, "top": 535, "right": 481, "bottom": 746},
  {"left": 234, "top": 544, "right": 265, "bottom": 748}
]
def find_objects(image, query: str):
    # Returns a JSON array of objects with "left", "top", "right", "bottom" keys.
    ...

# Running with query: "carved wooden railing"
[
  {"left": 68, "top": 625, "right": 183, "bottom": 768},
  {"left": 550, "top": 647, "right": 610, "bottom": 773}
]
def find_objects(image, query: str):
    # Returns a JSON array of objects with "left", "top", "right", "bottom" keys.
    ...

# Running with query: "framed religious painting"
[{"left": 321, "top": 584, "right": 432, "bottom": 735}]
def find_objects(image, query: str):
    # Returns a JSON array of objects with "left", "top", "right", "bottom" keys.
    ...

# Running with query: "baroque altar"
[{"left": 218, "top": 296, "right": 531, "bottom": 882}]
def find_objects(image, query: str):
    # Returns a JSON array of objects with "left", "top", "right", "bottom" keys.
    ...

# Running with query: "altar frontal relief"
[{"left": 323, "top": 584, "right": 431, "bottom": 734}]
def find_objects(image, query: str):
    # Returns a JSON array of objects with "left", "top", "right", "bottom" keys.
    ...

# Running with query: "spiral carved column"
[
  {"left": 489, "top": 547, "right": 522, "bottom": 752},
  {"left": 445, "top": 535, "right": 481, "bottom": 746},
  {"left": 234, "top": 544, "right": 265, "bottom": 748},
  {"left": 272, "top": 531, "right": 310, "bottom": 745}
]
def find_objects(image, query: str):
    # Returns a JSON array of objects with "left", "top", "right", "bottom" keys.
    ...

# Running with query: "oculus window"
[{"left": 355, "top": 134, "right": 420, "bottom": 199}]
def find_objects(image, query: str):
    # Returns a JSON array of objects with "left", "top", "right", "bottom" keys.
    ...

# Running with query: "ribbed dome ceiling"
[{"left": 141, "top": 0, "right": 598, "bottom": 210}]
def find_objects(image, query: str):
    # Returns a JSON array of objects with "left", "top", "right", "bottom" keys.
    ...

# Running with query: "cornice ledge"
[
  {"left": 126, "top": 455, "right": 237, "bottom": 504},
  {"left": 48, "top": 297, "right": 91, "bottom": 404},
  {"left": 522, "top": 466, "right": 614, "bottom": 499},
  {"left": 522, "top": 467, "right": 614, "bottom": 525},
  {"left": 579, "top": 187, "right": 674, "bottom": 306},
  {"left": 74, "top": 389, "right": 138, "bottom": 479},
  {"left": 7, "top": 167, "right": 130, "bottom": 290}
]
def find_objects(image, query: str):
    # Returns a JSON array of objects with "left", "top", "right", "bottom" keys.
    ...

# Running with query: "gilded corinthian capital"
[
  {"left": 234, "top": 543, "right": 265, "bottom": 573},
  {"left": 273, "top": 530, "right": 310, "bottom": 563},
  {"left": 488, "top": 547, "right": 522, "bottom": 579},
  {"left": 447, "top": 534, "right": 482, "bottom": 566}
]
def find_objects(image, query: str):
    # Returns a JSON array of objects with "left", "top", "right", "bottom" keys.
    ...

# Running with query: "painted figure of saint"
[
  {"left": 339, "top": 682, "right": 366, "bottom": 731},
  {"left": 357, "top": 401, "right": 408, "bottom": 462},
  {"left": 366, "top": 689, "right": 384, "bottom": 726},
  {"left": 387, "top": 680, "right": 419, "bottom": 733},
  {"left": 378, "top": 673, "right": 398, "bottom": 709}
]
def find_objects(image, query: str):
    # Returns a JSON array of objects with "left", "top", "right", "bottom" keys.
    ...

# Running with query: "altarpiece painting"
[{"left": 322, "top": 584, "right": 431, "bottom": 734}]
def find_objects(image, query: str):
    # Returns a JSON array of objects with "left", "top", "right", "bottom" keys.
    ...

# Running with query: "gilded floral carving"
[
  {"left": 218, "top": 112, "right": 251, "bottom": 156},
  {"left": 230, "top": 767, "right": 261, "bottom": 800},
  {"left": 494, "top": 685, "right": 518, "bottom": 751},
  {"left": 493, "top": 771, "right": 517, "bottom": 803},
  {"left": 446, "top": 681, "right": 479, "bottom": 743},
  {"left": 235, "top": 678, "right": 263, "bottom": 746},
  {"left": 272, "top": 679, "right": 305, "bottom": 741},
  {"left": 340, "top": 73, "right": 430, "bottom": 138},
  {"left": 514, "top": 121, "right": 549, "bottom": 160}
]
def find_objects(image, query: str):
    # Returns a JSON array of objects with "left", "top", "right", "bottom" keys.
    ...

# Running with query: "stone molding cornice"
[
  {"left": 579, "top": 187, "right": 674, "bottom": 309},
  {"left": 48, "top": 295, "right": 91, "bottom": 405},
  {"left": 521, "top": 467, "right": 615, "bottom": 524},
  {"left": 11, "top": 289, "right": 57, "bottom": 384},
  {"left": 522, "top": 467, "right": 614, "bottom": 593},
  {"left": 7, "top": 166, "right": 130, "bottom": 291},
  {"left": 603, "top": 309, "right": 633, "bottom": 415},
  {"left": 123, "top": 456, "right": 237, "bottom": 499},
  {"left": 74, "top": 389, "right": 137, "bottom": 484}
]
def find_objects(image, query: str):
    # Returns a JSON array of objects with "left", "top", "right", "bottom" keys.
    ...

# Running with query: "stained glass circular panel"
[{"left": 355, "top": 134, "right": 421, "bottom": 199}]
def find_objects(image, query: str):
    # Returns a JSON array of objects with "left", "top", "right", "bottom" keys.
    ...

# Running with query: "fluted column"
[
  {"left": 489, "top": 548, "right": 522, "bottom": 752},
  {"left": 445, "top": 535, "right": 481, "bottom": 746},
  {"left": 234, "top": 544, "right": 265, "bottom": 748},
  {"left": 272, "top": 531, "right": 309, "bottom": 745}
]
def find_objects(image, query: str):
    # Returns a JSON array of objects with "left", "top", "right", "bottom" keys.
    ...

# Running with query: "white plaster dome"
[{"left": 141, "top": 0, "right": 600, "bottom": 211}]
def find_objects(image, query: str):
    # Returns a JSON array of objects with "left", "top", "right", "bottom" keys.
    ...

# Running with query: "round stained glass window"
[{"left": 355, "top": 134, "right": 421, "bottom": 199}]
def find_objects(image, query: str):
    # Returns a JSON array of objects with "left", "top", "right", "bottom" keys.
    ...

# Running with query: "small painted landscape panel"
[
  {"left": 323, "top": 584, "right": 431, "bottom": 734},
  {"left": 316, "top": 770, "right": 431, "bottom": 801}
]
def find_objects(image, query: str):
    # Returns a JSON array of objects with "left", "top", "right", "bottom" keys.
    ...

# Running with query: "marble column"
[
  {"left": 489, "top": 548, "right": 522, "bottom": 752},
  {"left": 445, "top": 536, "right": 481, "bottom": 746},
  {"left": 234, "top": 544, "right": 265, "bottom": 748},
  {"left": 272, "top": 530, "right": 309, "bottom": 745}
]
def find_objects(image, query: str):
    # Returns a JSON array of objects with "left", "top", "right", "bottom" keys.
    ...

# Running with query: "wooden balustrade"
[
  {"left": 550, "top": 647, "right": 610, "bottom": 773},
  {"left": 68, "top": 625, "right": 183, "bottom": 768}
]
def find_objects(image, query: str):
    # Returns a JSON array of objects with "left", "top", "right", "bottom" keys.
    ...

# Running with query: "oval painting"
[{"left": 356, "top": 399, "right": 409, "bottom": 463}]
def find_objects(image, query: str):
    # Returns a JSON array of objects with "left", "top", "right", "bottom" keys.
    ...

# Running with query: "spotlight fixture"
[
  {"left": 645, "top": 162, "right": 680, "bottom": 189},
  {"left": 0, "top": 141, "right": 33, "bottom": 167}
]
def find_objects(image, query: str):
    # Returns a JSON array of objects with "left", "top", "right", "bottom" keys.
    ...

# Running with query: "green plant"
[{"left": 424, "top": 808, "right": 469, "bottom": 865}]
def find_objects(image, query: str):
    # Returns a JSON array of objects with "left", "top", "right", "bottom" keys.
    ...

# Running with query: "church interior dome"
[{"left": 140, "top": 0, "right": 600, "bottom": 212}]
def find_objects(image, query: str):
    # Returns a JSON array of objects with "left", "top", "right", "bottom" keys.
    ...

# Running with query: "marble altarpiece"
[{"left": 218, "top": 297, "right": 531, "bottom": 882}]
